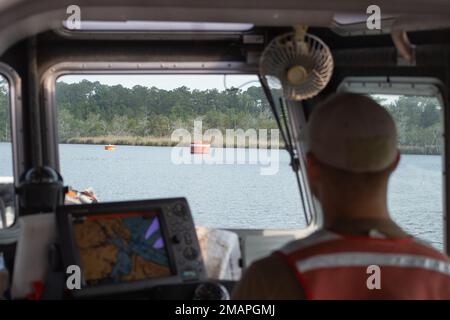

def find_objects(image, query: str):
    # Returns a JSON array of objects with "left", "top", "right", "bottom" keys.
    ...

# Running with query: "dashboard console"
[{"left": 56, "top": 198, "right": 208, "bottom": 298}]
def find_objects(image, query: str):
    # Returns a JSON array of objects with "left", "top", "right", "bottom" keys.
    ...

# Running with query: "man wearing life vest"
[{"left": 233, "top": 92, "right": 450, "bottom": 299}]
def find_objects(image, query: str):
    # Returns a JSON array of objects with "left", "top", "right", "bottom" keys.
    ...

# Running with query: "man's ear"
[{"left": 306, "top": 152, "right": 323, "bottom": 198}]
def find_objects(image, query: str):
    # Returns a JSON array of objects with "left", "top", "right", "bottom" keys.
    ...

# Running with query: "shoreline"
[
  {"left": 0, "top": 138, "right": 443, "bottom": 155},
  {"left": 63, "top": 136, "right": 284, "bottom": 149},
  {"left": 63, "top": 136, "right": 442, "bottom": 155}
]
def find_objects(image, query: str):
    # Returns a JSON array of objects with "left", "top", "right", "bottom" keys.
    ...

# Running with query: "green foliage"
[
  {"left": 0, "top": 78, "right": 10, "bottom": 141},
  {"left": 54, "top": 80, "right": 276, "bottom": 141},
  {"left": 381, "top": 96, "right": 442, "bottom": 154},
  {"left": 0, "top": 78, "right": 444, "bottom": 155}
]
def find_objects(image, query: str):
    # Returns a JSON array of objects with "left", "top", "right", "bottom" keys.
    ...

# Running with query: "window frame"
[
  {"left": 0, "top": 62, "right": 22, "bottom": 237},
  {"left": 338, "top": 76, "right": 444, "bottom": 101},
  {"left": 0, "top": 62, "right": 23, "bottom": 183},
  {"left": 42, "top": 61, "right": 259, "bottom": 172},
  {"left": 42, "top": 62, "right": 313, "bottom": 232},
  {"left": 338, "top": 76, "right": 447, "bottom": 252}
]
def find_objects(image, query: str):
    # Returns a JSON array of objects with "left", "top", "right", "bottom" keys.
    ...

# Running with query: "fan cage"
[{"left": 259, "top": 32, "right": 334, "bottom": 101}]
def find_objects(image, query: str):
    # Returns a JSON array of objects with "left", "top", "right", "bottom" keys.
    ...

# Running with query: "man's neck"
[
  {"left": 321, "top": 192, "right": 391, "bottom": 227},
  {"left": 324, "top": 216, "right": 409, "bottom": 238}
]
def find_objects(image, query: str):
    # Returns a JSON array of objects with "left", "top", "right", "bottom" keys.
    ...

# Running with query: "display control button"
[
  {"left": 170, "top": 224, "right": 183, "bottom": 233},
  {"left": 184, "top": 232, "right": 193, "bottom": 245},
  {"left": 173, "top": 203, "right": 185, "bottom": 217},
  {"left": 181, "top": 269, "right": 199, "bottom": 281},
  {"left": 183, "top": 247, "right": 198, "bottom": 260},
  {"left": 172, "top": 235, "right": 181, "bottom": 244}
]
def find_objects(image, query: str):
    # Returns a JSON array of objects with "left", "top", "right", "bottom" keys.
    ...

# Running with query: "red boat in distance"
[{"left": 190, "top": 141, "right": 210, "bottom": 154}]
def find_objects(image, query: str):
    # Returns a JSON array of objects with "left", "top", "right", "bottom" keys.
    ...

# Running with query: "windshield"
[{"left": 56, "top": 74, "right": 306, "bottom": 230}]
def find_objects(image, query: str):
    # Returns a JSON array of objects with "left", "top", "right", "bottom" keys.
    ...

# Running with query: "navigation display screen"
[{"left": 72, "top": 211, "right": 172, "bottom": 286}]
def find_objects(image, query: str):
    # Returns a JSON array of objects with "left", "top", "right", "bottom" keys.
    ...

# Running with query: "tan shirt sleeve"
[{"left": 232, "top": 254, "right": 305, "bottom": 300}]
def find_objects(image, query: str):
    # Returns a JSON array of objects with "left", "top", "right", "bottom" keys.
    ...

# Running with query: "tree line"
[
  {"left": 0, "top": 78, "right": 443, "bottom": 154},
  {"left": 377, "top": 95, "right": 442, "bottom": 154},
  {"left": 55, "top": 80, "right": 278, "bottom": 142},
  {"left": 0, "top": 79, "right": 10, "bottom": 141}
]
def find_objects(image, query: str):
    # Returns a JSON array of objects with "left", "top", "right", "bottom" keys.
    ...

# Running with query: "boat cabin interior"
[{"left": 0, "top": 0, "right": 449, "bottom": 300}]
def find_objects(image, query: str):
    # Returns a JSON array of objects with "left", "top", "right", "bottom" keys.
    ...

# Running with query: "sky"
[{"left": 57, "top": 74, "right": 261, "bottom": 91}]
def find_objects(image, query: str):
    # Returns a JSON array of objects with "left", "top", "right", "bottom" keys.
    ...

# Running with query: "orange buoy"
[
  {"left": 66, "top": 190, "right": 77, "bottom": 198},
  {"left": 104, "top": 144, "right": 116, "bottom": 151},
  {"left": 190, "top": 141, "right": 210, "bottom": 154}
]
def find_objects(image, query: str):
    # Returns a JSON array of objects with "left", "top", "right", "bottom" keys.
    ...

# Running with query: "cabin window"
[
  {"left": 0, "top": 74, "right": 13, "bottom": 229},
  {"left": 55, "top": 74, "right": 306, "bottom": 230},
  {"left": 372, "top": 94, "right": 444, "bottom": 250}
]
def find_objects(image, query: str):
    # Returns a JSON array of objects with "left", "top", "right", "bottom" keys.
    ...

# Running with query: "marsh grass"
[
  {"left": 64, "top": 136, "right": 441, "bottom": 154},
  {"left": 65, "top": 135, "right": 285, "bottom": 149}
]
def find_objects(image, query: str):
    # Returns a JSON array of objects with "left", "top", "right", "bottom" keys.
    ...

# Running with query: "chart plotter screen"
[{"left": 72, "top": 211, "right": 172, "bottom": 286}]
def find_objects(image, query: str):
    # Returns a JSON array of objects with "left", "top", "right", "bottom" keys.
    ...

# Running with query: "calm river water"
[{"left": 0, "top": 142, "right": 444, "bottom": 250}]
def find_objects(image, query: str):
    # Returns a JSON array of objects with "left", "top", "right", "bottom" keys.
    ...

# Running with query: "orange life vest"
[{"left": 275, "top": 230, "right": 450, "bottom": 299}]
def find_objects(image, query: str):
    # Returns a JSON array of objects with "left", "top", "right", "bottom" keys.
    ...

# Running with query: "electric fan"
[{"left": 259, "top": 27, "right": 334, "bottom": 100}]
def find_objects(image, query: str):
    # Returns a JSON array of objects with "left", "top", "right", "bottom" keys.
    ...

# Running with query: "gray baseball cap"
[{"left": 305, "top": 93, "right": 398, "bottom": 173}]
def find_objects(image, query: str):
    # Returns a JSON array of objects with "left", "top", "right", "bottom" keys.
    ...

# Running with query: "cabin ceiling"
[{"left": 1, "top": 0, "right": 450, "bottom": 54}]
